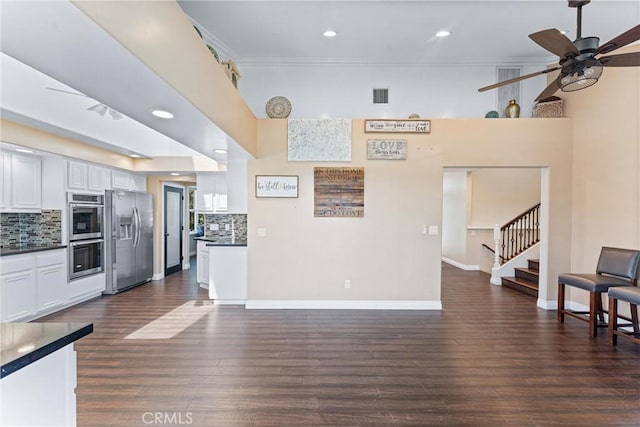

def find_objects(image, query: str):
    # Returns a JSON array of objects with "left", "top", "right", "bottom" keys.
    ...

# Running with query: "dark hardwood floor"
[{"left": 42, "top": 263, "right": 640, "bottom": 426}]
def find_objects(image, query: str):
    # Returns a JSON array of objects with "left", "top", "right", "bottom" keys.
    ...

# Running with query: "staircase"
[{"left": 501, "top": 259, "right": 539, "bottom": 297}]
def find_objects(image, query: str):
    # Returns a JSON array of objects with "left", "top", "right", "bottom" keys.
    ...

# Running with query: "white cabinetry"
[
  {"left": 35, "top": 250, "right": 67, "bottom": 315},
  {"left": 111, "top": 170, "right": 131, "bottom": 190},
  {"left": 6, "top": 154, "right": 42, "bottom": 210},
  {"left": 130, "top": 173, "right": 146, "bottom": 191},
  {"left": 196, "top": 241, "right": 209, "bottom": 288},
  {"left": 67, "top": 161, "right": 111, "bottom": 192},
  {"left": 0, "top": 249, "right": 101, "bottom": 322},
  {"left": 67, "top": 161, "right": 87, "bottom": 190},
  {"left": 0, "top": 255, "right": 37, "bottom": 322},
  {"left": 88, "top": 165, "right": 111, "bottom": 192},
  {"left": 0, "top": 151, "right": 11, "bottom": 209},
  {"left": 196, "top": 242, "right": 247, "bottom": 303}
]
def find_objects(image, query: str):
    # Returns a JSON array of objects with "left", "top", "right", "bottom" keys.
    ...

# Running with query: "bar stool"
[
  {"left": 608, "top": 286, "right": 640, "bottom": 346},
  {"left": 557, "top": 247, "right": 640, "bottom": 337}
]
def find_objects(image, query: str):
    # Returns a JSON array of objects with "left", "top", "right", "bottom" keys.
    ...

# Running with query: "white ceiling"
[
  {"left": 180, "top": 0, "right": 640, "bottom": 65},
  {"left": 1, "top": 1, "right": 638, "bottom": 164}
]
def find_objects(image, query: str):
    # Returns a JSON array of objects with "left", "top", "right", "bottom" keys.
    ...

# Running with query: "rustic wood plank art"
[{"left": 314, "top": 167, "right": 364, "bottom": 217}]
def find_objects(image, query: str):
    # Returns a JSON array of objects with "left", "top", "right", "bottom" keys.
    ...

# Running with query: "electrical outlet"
[
  {"left": 209, "top": 224, "right": 219, "bottom": 231},
  {"left": 225, "top": 224, "right": 231, "bottom": 231},
  {"left": 345, "top": 280, "right": 351, "bottom": 289}
]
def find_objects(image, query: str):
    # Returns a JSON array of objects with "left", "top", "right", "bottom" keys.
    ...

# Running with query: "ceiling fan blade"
[
  {"left": 46, "top": 87, "right": 88, "bottom": 98},
  {"left": 600, "top": 52, "right": 640, "bottom": 67},
  {"left": 534, "top": 79, "right": 561, "bottom": 103},
  {"left": 478, "top": 66, "right": 561, "bottom": 93},
  {"left": 529, "top": 29, "right": 579, "bottom": 58},
  {"left": 596, "top": 24, "right": 640, "bottom": 55}
]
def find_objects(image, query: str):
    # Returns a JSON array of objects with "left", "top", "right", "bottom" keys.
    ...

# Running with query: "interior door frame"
[{"left": 164, "top": 185, "right": 184, "bottom": 277}]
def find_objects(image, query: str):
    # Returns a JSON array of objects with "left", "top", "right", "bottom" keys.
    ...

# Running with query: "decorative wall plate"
[{"left": 266, "top": 96, "right": 292, "bottom": 118}]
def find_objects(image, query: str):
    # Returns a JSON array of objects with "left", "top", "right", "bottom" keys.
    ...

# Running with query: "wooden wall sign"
[
  {"left": 367, "top": 139, "right": 407, "bottom": 160},
  {"left": 314, "top": 167, "right": 364, "bottom": 217},
  {"left": 364, "top": 119, "right": 430, "bottom": 133}
]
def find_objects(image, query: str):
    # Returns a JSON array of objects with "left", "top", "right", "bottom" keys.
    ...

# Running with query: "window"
[{"left": 188, "top": 187, "right": 205, "bottom": 232}]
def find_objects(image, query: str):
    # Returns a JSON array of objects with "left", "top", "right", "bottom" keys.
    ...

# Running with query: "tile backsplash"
[
  {"left": 0, "top": 210, "right": 62, "bottom": 248},
  {"left": 203, "top": 214, "right": 247, "bottom": 244}
]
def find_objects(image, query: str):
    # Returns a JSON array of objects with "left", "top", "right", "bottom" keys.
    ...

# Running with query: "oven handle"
[
  {"left": 70, "top": 238, "right": 104, "bottom": 246},
  {"left": 69, "top": 203, "right": 105, "bottom": 208}
]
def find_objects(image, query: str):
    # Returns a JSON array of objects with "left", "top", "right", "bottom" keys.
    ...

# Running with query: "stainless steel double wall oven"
[{"left": 68, "top": 193, "right": 104, "bottom": 280}]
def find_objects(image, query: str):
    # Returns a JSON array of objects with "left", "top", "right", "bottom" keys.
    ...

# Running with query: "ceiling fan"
[
  {"left": 46, "top": 87, "right": 123, "bottom": 120},
  {"left": 478, "top": 0, "right": 640, "bottom": 102}
]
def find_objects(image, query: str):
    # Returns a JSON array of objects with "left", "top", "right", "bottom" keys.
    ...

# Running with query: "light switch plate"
[
  {"left": 257, "top": 228, "right": 267, "bottom": 237},
  {"left": 428, "top": 225, "right": 439, "bottom": 235}
]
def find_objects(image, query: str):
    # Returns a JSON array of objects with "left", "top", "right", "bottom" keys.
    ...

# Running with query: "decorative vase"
[{"left": 505, "top": 99, "right": 520, "bottom": 118}]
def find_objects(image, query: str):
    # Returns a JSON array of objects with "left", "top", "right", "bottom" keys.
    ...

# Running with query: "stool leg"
[
  {"left": 596, "top": 293, "right": 605, "bottom": 324},
  {"left": 631, "top": 303, "right": 639, "bottom": 335},
  {"left": 589, "top": 292, "right": 598, "bottom": 337},
  {"left": 608, "top": 296, "right": 618, "bottom": 346},
  {"left": 558, "top": 282, "right": 565, "bottom": 323}
]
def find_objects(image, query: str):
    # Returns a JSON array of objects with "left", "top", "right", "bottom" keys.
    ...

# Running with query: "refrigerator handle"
[
  {"left": 132, "top": 207, "right": 138, "bottom": 247},
  {"left": 134, "top": 207, "right": 142, "bottom": 247}
]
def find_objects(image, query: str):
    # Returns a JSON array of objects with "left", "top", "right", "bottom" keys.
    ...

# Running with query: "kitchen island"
[
  {"left": 1, "top": 322, "right": 93, "bottom": 427},
  {"left": 196, "top": 238, "right": 247, "bottom": 304}
]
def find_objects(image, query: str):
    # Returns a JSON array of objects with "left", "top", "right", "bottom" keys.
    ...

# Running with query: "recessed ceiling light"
[
  {"left": 214, "top": 149, "right": 227, "bottom": 154},
  {"left": 16, "top": 148, "right": 34, "bottom": 154},
  {"left": 435, "top": 30, "right": 451, "bottom": 38},
  {"left": 129, "top": 154, "right": 141, "bottom": 158},
  {"left": 170, "top": 172, "right": 180, "bottom": 176},
  {"left": 152, "top": 110, "right": 174, "bottom": 119},
  {"left": 323, "top": 30, "right": 337, "bottom": 38}
]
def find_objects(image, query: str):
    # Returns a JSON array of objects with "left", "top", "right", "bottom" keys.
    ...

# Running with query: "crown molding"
[{"left": 187, "top": 16, "right": 239, "bottom": 63}]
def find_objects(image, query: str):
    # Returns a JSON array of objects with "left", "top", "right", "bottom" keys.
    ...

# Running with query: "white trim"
[
  {"left": 245, "top": 300, "right": 442, "bottom": 310},
  {"left": 212, "top": 299, "right": 246, "bottom": 306},
  {"left": 151, "top": 273, "right": 164, "bottom": 281},
  {"left": 441, "top": 257, "right": 479, "bottom": 271},
  {"left": 182, "top": 262, "right": 191, "bottom": 270}
]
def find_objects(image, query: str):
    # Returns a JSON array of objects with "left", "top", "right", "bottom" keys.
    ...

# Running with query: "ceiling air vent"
[{"left": 373, "top": 88, "right": 389, "bottom": 104}]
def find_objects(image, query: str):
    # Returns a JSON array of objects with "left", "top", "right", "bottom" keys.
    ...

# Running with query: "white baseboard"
[
  {"left": 490, "top": 276, "right": 502, "bottom": 286},
  {"left": 183, "top": 262, "right": 191, "bottom": 270},
  {"left": 151, "top": 273, "right": 164, "bottom": 281},
  {"left": 213, "top": 299, "right": 246, "bottom": 305},
  {"left": 537, "top": 299, "right": 557, "bottom": 310},
  {"left": 441, "top": 257, "right": 479, "bottom": 271},
  {"left": 245, "top": 300, "right": 442, "bottom": 310}
]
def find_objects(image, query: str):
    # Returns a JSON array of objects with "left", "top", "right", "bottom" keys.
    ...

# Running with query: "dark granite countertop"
[
  {"left": 0, "top": 244, "right": 67, "bottom": 257},
  {"left": 196, "top": 237, "right": 247, "bottom": 247},
  {"left": 1, "top": 322, "right": 93, "bottom": 379}
]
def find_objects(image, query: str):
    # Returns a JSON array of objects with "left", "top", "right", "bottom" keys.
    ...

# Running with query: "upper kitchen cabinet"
[
  {"left": 130, "top": 173, "right": 146, "bottom": 192},
  {"left": 0, "top": 151, "right": 10, "bottom": 209},
  {"left": 111, "top": 170, "right": 146, "bottom": 192},
  {"left": 4, "top": 153, "right": 42, "bottom": 211},
  {"left": 196, "top": 172, "right": 227, "bottom": 212},
  {"left": 67, "top": 161, "right": 111, "bottom": 193}
]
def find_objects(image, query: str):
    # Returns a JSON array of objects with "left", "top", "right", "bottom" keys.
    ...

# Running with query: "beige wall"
[
  {"left": 469, "top": 168, "right": 541, "bottom": 226},
  {"left": 248, "top": 118, "right": 573, "bottom": 305},
  {"left": 563, "top": 46, "right": 640, "bottom": 307}
]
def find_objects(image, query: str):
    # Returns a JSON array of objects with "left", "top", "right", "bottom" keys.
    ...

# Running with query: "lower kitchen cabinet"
[
  {"left": 0, "top": 248, "right": 104, "bottom": 322},
  {"left": 0, "top": 268, "right": 36, "bottom": 322},
  {"left": 35, "top": 250, "right": 67, "bottom": 314},
  {"left": 196, "top": 241, "right": 209, "bottom": 288}
]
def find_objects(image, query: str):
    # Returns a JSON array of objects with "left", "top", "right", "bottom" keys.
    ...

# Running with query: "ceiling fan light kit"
[{"left": 477, "top": 0, "right": 640, "bottom": 103}]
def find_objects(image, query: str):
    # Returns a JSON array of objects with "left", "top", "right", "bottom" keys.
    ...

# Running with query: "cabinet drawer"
[
  {"left": 1, "top": 255, "right": 35, "bottom": 274},
  {"left": 36, "top": 250, "right": 66, "bottom": 268}
]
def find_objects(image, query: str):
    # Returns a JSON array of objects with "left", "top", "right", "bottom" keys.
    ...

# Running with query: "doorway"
[{"left": 164, "top": 186, "right": 183, "bottom": 277}]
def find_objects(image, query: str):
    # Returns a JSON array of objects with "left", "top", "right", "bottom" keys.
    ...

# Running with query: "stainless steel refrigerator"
[{"left": 104, "top": 190, "right": 154, "bottom": 294}]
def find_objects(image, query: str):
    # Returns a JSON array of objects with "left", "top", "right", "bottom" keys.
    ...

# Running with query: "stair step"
[
  {"left": 501, "top": 276, "right": 538, "bottom": 297},
  {"left": 515, "top": 267, "right": 539, "bottom": 283},
  {"left": 528, "top": 259, "right": 539, "bottom": 272}
]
